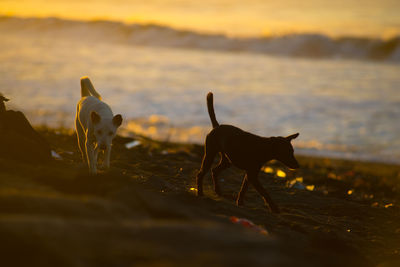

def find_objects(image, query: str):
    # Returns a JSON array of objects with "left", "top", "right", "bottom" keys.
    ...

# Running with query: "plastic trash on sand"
[
  {"left": 230, "top": 216, "right": 268, "bottom": 235},
  {"left": 287, "top": 178, "right": 315, "bottom": 191},
  {"left": 276, "top": 169, "right": 286, "bottom": 178},
  {"left": 288, "top": 180, "right": 305, "bottom": 190},
  {"left": 262, "top": 166, "right": 274, "bottom": 174},
  {"left": 347, "top": 189, "right": 354, "bottom": 195},
  {"left": 306, "top": 185, "right": 315, "bottom": 191},
  {"left": 51, "top": 150, "right": 62, "bottom": 160},
  {"left": 125, "top": 140, "right": 140, "bottom": 149},
  {"left": 295, "top": 177, "right": 303, "bottom": 183}
]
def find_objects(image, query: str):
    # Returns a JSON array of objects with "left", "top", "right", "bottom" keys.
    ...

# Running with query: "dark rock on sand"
[{"left": 0, "top": 94, "right": 51, "bottom": 162}]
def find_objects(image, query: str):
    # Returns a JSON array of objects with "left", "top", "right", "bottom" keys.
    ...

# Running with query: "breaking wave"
[{"left": 1, "top": 16, "right": 400, "bottom": 62}]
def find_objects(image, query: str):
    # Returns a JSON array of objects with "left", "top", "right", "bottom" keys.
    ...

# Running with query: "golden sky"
[{"left": 1, "top": 0, "right": 399, "bottom": 38}]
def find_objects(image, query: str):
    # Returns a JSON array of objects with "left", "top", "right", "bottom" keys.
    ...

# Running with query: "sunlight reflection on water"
[{"left": 1, "top": 33, "right": 400, "bottom": 163}]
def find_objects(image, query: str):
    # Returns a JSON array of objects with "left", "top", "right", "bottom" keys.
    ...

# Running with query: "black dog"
[{"left": 196, "top": 92, "right": 299, "bottom": 213}]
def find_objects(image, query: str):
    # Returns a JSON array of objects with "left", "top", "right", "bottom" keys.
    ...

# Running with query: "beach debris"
[
  {"left": 384, "top": 203, "right": 394, "bottom": 208},
  {"left": 306, "top": 185, "right": 315, "bottom": 191},
  {"left": 347, "top": 229, "right": 351, "bottom": 232},
  {"left": 125, "top": 140, "right": 140, "bottom": 149},
  {"left": 230, "top": 216, "right": 268, "bottom": 235},
  {"left": 347, "top": 189, "right": 354, "bottom": 195},
  {"left": 328, "top": 172, "right": 337, "bottom": 179},
  {"left": 364, "top": 194, "right": 374, "bottom": 199},
  {"left": 276, "top": 169, "right": 286, "bottom": 178},
  {"left": 289, "top": 181, "right": 306, "bottom": 190},
  {"left": 262, "top": 166, "right": 274, "bottom": 174},
  {"left": 189, "top": 187, "right": 197, "bottom": 192},
  {"left": 51, "top": 150, "right": 62, "bottom": 160},
  {"left": 295, "top": 177, "right": 303, "bottom": 183},
  {"left": 287, "top": 178, "right": 315, "bottom": 191}
]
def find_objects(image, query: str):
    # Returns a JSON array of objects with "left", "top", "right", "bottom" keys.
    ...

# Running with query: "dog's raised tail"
[
  {"left": 207, "top": 92, "right": 219, "bottom": 128},
  {"left": 80, "top": 76, "right": 102, "bottom": 100}
]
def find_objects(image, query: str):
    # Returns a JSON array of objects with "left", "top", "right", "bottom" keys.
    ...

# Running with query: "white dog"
[{"left": 75, "top": 77, "right": 122, "bottom": 174}]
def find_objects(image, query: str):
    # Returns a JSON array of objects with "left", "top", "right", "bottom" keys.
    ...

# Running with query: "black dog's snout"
[{"left": 291, "top": 161, "right": 300, "bottom": 169}]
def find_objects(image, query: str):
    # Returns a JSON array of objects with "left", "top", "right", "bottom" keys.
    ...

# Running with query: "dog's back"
[{"left": 77, "top": 77, "right": 112, "bottom": 129}]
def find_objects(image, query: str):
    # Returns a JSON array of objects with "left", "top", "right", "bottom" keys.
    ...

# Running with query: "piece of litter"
[
  {"left": 189, "top": 187, "right": 197, "bottom": 192},
  {"left": 346, "top": 229, "right": 351, "bottom": 232},
  {"left": 262, "top": 166, "right": 274, "bottom": 174},
  {"left": 306, "top": 185, "right": 315, "bottom": 191},
  {"left": 347, "top": 189, "right": 353, "bottom": 195},
  {"left": 328, "top": 172, "right": 337, "bottom": 179},
  {"left": 51, "top": 150, "right": 62, "bottom": 160},
  {"left": 384, "top": 203, "right": 393, "bottom": 208},
  {"left": 230, "top": 216, "right": 268, "bottom": 235},
  {"left": 371, "top": 202, "right": 379, "bottom": 207},
  {"left": 295, "top": 177, "right": 303, "bottom": 183},
  {"left": 290, "top": 181, "right": 305, "bottom": 190},
  {"left": 65, "top": 151, "right": 73, "bottom": 155},
  {"left": 125, "top": 140, "right": 140, "bottom": 149},
  {"left": 276, "top": 169, "right": 286, "bottom": 178}
]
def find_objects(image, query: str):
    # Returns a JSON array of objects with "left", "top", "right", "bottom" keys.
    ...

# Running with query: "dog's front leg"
[
  {"left": 247, "top": 170, "right": 280, "bottom": 213},
  {"left": 102, "top": 145, "right": 111, "bottom": 170},
  {"left": 85, "top": 139, "right": 97, "bottom": 174}
]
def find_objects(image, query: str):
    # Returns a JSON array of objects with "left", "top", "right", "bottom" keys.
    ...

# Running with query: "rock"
[{"left": 0, "top": 94, "right": 51, "bottom": 162}]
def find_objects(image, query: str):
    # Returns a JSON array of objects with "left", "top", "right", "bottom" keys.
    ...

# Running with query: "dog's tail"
[
  {"left": 207, "top": 92, "right": 219, "bottom": 128},
  {"left": 80, "top": 76, "right": 102, "bottom": 100}
]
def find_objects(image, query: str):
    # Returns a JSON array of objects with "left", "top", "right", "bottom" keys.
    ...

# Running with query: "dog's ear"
[
  {"left": 286, "top": 133, "right": 299, "bottom": 141},
  {"left": 91, "top": 111, "right": 101, "bottom": 124},
  {"left": 113, "top": 114, "right": 122, "bottom": 127}
]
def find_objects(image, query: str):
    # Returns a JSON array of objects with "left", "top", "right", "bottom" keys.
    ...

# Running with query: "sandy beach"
[{"left": 0, "top": 127, "right": 398, "bottom": 266}]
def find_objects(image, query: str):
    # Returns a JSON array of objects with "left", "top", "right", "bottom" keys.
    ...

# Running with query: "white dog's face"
[{"left": 91, "top": 111, "right": 122, "bottom": 150}]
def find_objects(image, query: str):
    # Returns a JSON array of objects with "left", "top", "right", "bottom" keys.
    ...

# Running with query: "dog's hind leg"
[
  {"left": 236, "top": 174, "right": 249, "bottom": 206},
  {"left": 247, "top": 170, "right": 280, "bottom": 213},
  {"left": 196, "top": 136, "right": 218, "bottom": 196},
  {"left": 211, "top": 153, "right": 230, "bottom": 196}
]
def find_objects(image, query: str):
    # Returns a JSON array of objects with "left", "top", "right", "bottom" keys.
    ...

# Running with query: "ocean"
[{"left": 1, "top": 17, "right": 400, "bottom": 164}]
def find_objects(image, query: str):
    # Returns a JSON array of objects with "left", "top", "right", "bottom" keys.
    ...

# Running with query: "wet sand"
[{"left": 0, "top": 128, "right": 399, "bottom": 266}]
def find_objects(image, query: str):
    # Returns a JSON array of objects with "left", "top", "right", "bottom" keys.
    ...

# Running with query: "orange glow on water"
[{"left": 1, "top": 0, "right": 399, "bottom": 38}]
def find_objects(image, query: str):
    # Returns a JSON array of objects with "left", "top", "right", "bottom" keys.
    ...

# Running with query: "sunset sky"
[{"left": 1, "top": 0, "right": 399, "bottom": 38}]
